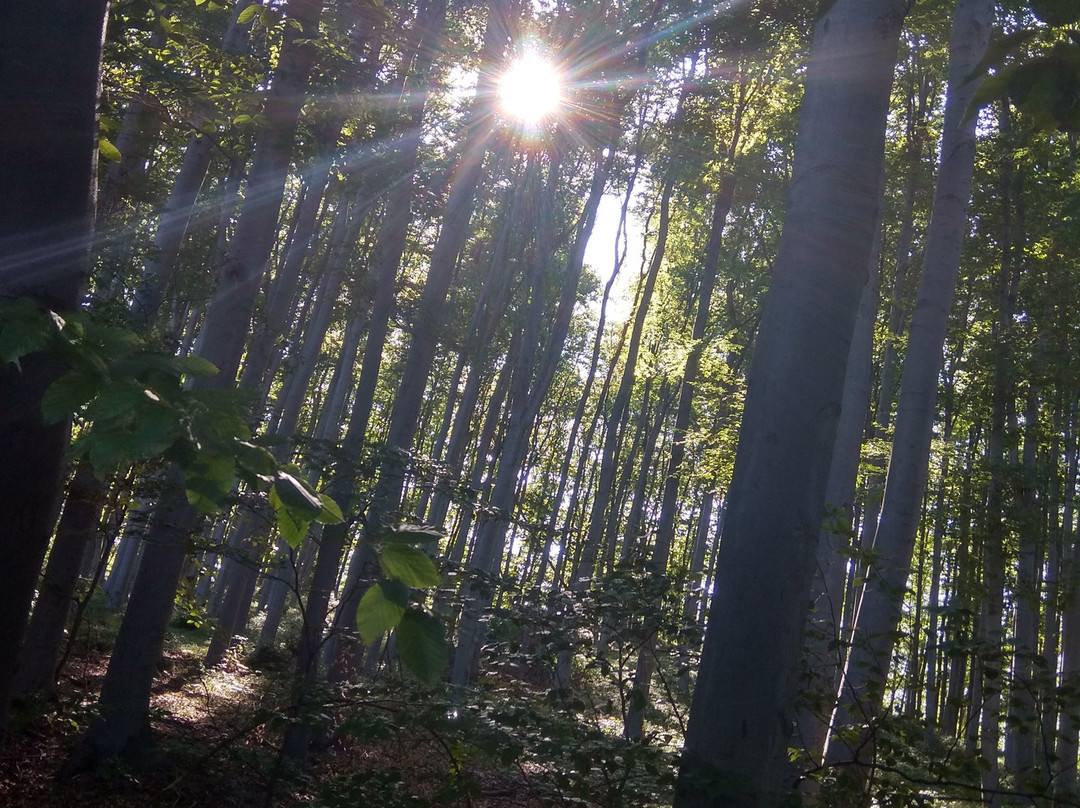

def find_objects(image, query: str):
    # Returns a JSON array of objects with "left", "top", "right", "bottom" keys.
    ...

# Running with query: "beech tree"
[
  {"left": 675, "top": 1, "right": 908, "bottom": 803},
  {"left": 0, "top": 0, "right": 110, "bottom": 743}
]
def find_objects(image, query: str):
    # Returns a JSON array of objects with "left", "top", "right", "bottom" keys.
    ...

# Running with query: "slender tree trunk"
[
  {"left": 823, "top": 5, "right": 991, "bottom": 799},
  {"left": 13, "top": 460, "right": 107, "bottom": 697},
  {"left": 452, "top": 144, "right": 614, "bottom": 686},
  {"left": 361, "top": 0, "right": 510, "bottom": 551},
  {"left": 1056, "top": 394, "right": 1080, "bottom": 799},
  {"left": 624, "top": 171, "right": 736, "bottom": 740},
  {"left": 129, "top": 0, "right": 257, "bottom": 327},
  {"left": 791, "top": 225, "right": 880, "bottom": 779}
]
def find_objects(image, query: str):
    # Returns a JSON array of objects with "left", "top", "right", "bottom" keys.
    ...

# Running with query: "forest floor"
[{"left": 0, "top": 629, "right": 555, "bottom": 808}]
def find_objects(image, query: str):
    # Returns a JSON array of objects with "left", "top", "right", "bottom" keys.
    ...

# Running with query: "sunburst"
[{"left": 497, "top": 50, "right": 564, "bottom": 126}]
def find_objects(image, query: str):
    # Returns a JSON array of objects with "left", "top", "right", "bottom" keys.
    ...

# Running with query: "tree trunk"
[
  {"left": 129, "top": 0, "right": 258, "bottom": 327},
  {"left": 14, "top": 460, "right": 107, "bottom": 697},
  {"left": 822, "top": 3, "right": 991, "bottom": 796},
  {"left": 0, "top": 0, "right": 108, "bottom": 743},
  {"left": 790, "top": 224, "right": 880, "bottom": 779},
  {"left": 673, "top": 2, "right": 907, "bottom": 804},
  {"left": 452, "top": 144, "right": 614, "bottom": 687},
  {"left": 624, "top": 171, "right": 736, "bottom": 740}
]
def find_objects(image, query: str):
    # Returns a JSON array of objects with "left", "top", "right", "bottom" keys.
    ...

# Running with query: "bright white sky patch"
[{"left": 497, "top": 51, "right": 563, "bottom": 125}]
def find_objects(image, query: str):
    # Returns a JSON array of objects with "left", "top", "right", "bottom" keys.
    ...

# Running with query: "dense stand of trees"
[{"left": 2, "top": 0, "right": 1080, "bottom": 804}]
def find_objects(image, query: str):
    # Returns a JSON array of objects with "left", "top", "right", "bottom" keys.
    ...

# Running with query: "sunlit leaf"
[
  {"left": 356, "top": 579, "right": 409, "bottom": 644},
  {"left": 99, "top": 137, "right": 122, "bottom": 162},
  {"left": 315, "top": 493, "right": 344, "bottom": 524},
  {"left": 379, "top": 543, "right": 440, "bottom": 588}
]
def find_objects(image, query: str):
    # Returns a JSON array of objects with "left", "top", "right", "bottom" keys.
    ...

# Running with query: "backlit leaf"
[
  {"left": 397, "top": 609, "right": 448, "bottom": 685},
  {"left": 356, "top": 579, "right": 409, "bottom": 643},
  {"left": 379, "top": 543, "right": 440, "bottom": 588}
]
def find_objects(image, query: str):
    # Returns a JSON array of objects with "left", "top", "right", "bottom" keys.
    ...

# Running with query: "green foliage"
[
  {"left": 970, "top": 26, "right": 1080, "bottom": 131},
  {"left": 355, "top": 523, "right": 449, "bottom": 685},
  {"left": 357, "top": 580, "right": 409, "bottom": 643},
  {"left": 0, "top": 298, "right": 342, "bottom": 544}
]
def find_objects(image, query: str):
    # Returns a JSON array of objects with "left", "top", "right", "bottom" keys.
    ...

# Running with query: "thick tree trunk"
[
  {"left": 673, "top": 3, "right": 907, "bottom": 804},
  {"left": 790, "top": 229, "right": 880, "bottom": 779},
  {"left": 0, "top": 0, "right": 108, "bottom": 743},
  {"left": 823, "top": 3, "right": 991, "bottom": 796}
]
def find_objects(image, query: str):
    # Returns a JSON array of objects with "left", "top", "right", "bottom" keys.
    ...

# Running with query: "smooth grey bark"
[
  {"left": 823, "top": 1, "right": 992, "bottom": 794},
  {"left": 673, "top": 3, "right": 907, "bottom": 805},
  {"left": 676, "top": 490, "right": 718, "bottom": 694},
  {"left": 790, "top": 229, "right": 880, "bottom": 778},
  {"left": 0, "top": 0, "right": 108, "bottom": 743},
  {"left": 1007, "top": 383, "right": 1041, "bottom": 779},
  {"left": 1056, "top": 395, "right": 1080, "bottom": 797},
  {"left": 921, "top": 365, "right": 959, "bottom": 748},
  {"left": 104, "top": 501, "right": 151, "bottom": 612},
  {"left": 857, "top": 60, "right": 935, "bottom": 551}
]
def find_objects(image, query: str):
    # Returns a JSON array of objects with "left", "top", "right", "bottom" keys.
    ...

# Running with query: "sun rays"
[{"left": 497, "top": 50, "right": 565, "bottom": 127}]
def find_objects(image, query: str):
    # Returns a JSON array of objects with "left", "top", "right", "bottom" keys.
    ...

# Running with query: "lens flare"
[{"left": 497, "top": 51, "right": 563, "bottom": 126}]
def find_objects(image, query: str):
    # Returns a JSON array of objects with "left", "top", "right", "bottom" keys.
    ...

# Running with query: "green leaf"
[
  {"left": 272, "top": 471, "right": 323, "bottom": 518},
  {"left": 173, "top": 355, "right": 219, "bottom": 378},
  {"left": 0, "top": 298, "right": 61, "bottom": 364},
  {"left": 236, "top": 3, "right": 257, "bottom": 23},
  {"left": 184, "top": 451, "right": 235, "bottom": 513},
  {"left": 379, "top": 543, "right": 440, "bottom": 588},
  {"left": 315, "top": 493, "right": 344, "bottom": 524},
  {"left": 82, "top": 380, "right": 147, "bottom": 423},
  {"left": 356, "top": 579, "right": 409, "bottom": 644},
  {"left": 42, "top": 372, "right": 100, "bottom": 423},
  {"left": 122, "top": 400, "right": 181, "bottom": 460},
  {"left": 233, "top": 440, "right": 278, "bottom": 478},
  {"left": 99, "top": 137, "right": 122, "bottom": 163},
  {"left": 397, "top": 609, "right": 448, "bottom": 685},
  {"left": 274, "top": 504, "right": 309, "bottom": 548},
  {"left": 386, "top": 524, "right": 444, "bottom": 544}
]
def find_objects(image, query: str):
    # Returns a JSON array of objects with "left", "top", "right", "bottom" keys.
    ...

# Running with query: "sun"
[{"left": 497, "top": 51, "right": 563, "bottom": 126}]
